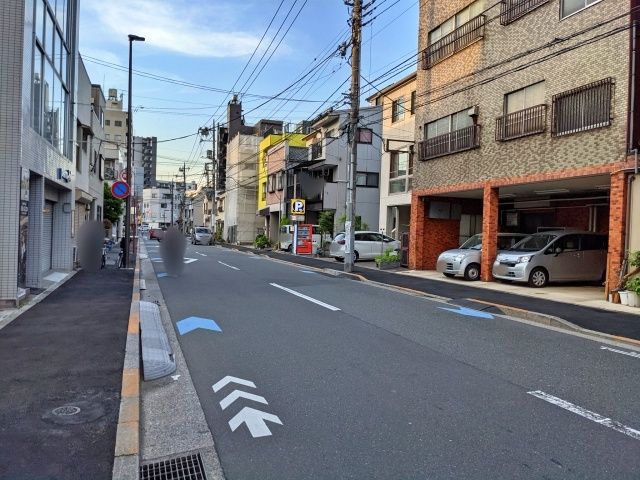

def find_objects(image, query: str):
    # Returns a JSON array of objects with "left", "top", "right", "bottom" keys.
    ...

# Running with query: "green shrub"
[
  {"left": 625, "top": 276, "right": 640, "bottom": 294},
  {"left": 255, "top": 234, "right": 270, "bottom": 249},
  {"left": 375, "top": 248, "right": 400, "bottom": 264},
  {"left": 629, "top": 250, "right": 640, "bottom": 268}
]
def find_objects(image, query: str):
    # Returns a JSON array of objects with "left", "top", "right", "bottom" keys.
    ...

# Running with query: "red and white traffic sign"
[{"left": 111, "top": 180, "right": 130, "bottom": 199}]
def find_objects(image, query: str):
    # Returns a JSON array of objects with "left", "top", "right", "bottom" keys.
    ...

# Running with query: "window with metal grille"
[
  {"left": 500, "top": 0, "right": 549, "bottom": 25},
  {"left": 552, "top": 78, "right": 613, "bottom": 137}
]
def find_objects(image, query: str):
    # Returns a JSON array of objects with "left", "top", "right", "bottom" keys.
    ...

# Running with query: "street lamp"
[{"left": 124, "top": 33, "right": 145, "bottom": 269}]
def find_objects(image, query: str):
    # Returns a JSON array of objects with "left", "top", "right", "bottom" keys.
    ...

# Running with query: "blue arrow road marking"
[
  {"left": 177, "top": 316, "right": 222, "bottom": 335},
  {"left": 438, "top": 306, "right": 494, "bottom": 319}
]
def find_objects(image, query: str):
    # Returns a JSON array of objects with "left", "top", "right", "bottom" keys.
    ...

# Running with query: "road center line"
[
  {"left": 270, "top": 283, "right": 340, "bottom": 311},
  {"left": 528, "top": 390, "right": 640, "bottom": 441},
  {"left": 218, "top": 261, "right": 239, "bottom": 271},
  {"left": 600, "top": 345, "right": 640, "bottom": 359}
]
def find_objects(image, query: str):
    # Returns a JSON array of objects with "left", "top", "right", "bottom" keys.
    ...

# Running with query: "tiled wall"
[
  {"left": 0, "top": 0, "right": 26, "bottom": 302},
  {"left": 1, "top": 0, "right": 79, "bottom": 303}
]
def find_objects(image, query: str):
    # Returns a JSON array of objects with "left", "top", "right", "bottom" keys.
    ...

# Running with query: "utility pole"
[
  {"left": 170, "top": 180, "right": 175, "bottom": 225},
  {"left": 345, "top": 0, "right": 361, "bottom": 273}
]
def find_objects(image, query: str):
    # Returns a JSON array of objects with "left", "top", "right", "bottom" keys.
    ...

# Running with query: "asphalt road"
[{"left": 148, "top": 240, "right": 640, "bottom": 480}]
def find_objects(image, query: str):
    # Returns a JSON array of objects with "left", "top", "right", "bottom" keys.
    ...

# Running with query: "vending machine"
[{"left": 296, "top": 224, "right": 313, "bottom": 255}]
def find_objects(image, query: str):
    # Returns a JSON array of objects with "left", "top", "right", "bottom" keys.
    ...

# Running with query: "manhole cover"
[
  {"left": 42, "top": 400, "right": 106, "bottom": 425},
  {"left": 52, "top": 405, "right": 81, "bottom": 416}
]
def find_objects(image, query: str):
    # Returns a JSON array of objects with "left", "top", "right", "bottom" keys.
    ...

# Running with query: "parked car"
[
  {"left": 191, "top": 227, "right": 213, "bottom": 245},
  {"left": 149, "top": 228, "right": 164, "bottom": 241},
  {"left": 492, "top": 230, "right": 608, "bottom": 287},
  {"left": 329, "top": 231, "right": 401, "bottom": 262},
  {"left": 436, "top": 233, "right": 527, "bottom": 281}
]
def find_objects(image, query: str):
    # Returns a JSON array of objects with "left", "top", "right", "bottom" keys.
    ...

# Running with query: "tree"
[
  {"left": 318, "top": 210, "right": 335, "bottom": 237},
  {"left": 103, "top": 182, "right": 124, "bottom": 224}
]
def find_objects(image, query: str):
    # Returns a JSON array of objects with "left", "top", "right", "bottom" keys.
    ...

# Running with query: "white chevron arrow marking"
[
  {"left": 228, "top": 407, "right": 282, "bottom": 438},
  {"left": 212, "top": 376, "right": 256, "bottom": 393},
  {"left": 219, "top": 390, "right": 268, "bottom": 410}
]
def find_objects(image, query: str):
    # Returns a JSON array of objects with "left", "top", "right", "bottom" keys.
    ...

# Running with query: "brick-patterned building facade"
[
  {"left": 412, "top": 0, "right": 639, "bottom": 296},
  {"left": 0, "top": 0, "right": 81, "bottom": 306}
]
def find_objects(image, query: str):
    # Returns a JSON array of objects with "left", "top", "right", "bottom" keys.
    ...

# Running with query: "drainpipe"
[{"left": 630, "top": 21, "right": 637, "bottom": 154}]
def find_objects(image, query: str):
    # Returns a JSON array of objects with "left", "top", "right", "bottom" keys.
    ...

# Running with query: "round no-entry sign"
[{"left": 111, "top": 180, "right": 130, "bottom": 199}]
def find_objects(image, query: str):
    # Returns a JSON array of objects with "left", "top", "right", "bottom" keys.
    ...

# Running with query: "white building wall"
[{"left": 224, "top": 134, "right": 260, "bottom": 243}]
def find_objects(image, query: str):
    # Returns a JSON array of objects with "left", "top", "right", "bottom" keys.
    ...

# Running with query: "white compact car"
[
  {"left": 329, "top": 231, "right": 401, "bottom": 262},
  {"left": 191, "top": 227, "right": 213, "bottom": 245}
]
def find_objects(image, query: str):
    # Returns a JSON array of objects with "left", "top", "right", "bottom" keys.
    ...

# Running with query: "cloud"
[{"left": 82, "top": 0, "right": 264, "bottom": 58}]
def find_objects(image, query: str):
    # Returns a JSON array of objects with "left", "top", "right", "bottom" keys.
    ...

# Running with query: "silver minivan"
[
  {"left": 436, "top": 233, "right": 527, "bottom": 281},
  {"left": 492, "top": 230, "right": 608, "bottom": 287}
]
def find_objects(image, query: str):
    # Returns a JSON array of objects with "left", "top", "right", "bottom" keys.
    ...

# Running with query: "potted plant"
[
  {"left": 375, "top": 248, "right": 401, "bottom": 270},
  {"left": 625, "top": 277, "right": 640, "bottom": 307}
]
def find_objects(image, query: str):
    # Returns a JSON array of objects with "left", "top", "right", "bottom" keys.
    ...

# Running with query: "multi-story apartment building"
[
  {"left": 133, "top": 136, "right": 157, "bottom": 188},
  {"left": 103, "top": 88, "right": 128, "bottom": 182},
  {"left": 368, "top": 73, "right": 416, "bottom": 241},
  {"left": 0, "top": 0, "right": 80, "bottom": 306},
  {"left": 142, "top": 181, "right": 192, "bottom": 229},
  {"left": 260, "top": 133, "right": 309, "bottom": 240},
  {"left": 75, "top": 57, "right": 105, "bottom": 256},
  {"left": 214, "top": 96, "right": 284, "bottom": 243},
  {"left": 304, "top": 106, "right": 383, "bottom": 233},
  {"left": 412, "top": 0, "right": 639, "bottom": 297}
]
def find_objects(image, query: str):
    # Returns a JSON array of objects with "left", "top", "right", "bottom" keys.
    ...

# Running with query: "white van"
[{"left": 278, "top": 225, "right": 324, "bottom": 254}]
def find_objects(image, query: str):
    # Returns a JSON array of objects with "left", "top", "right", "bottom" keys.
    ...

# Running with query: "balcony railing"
[
  {"left": 495, "top": 104, "right": 547, "bottom": 141},
  {"left": 500, "top": 0, "right": 549, "bottom": 25},
  {"left": 418, "top": 125, "right": 480, "bottom": 161},
  {"left": 422, "top": 15, "right": 485, "bottom": 69},
  {"left": 310, "top": 142, "right": 323, "bottom": 160}
]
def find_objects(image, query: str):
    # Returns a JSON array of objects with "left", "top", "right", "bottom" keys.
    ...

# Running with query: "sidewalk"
[
  {"left": 0, "top": 266, "right": 133, "bottom": 479},
  {"left": 223, "top": 244, "right": 640, "bottom": 342}
]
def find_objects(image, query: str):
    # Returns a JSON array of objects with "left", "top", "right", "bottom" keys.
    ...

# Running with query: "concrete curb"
[{"left": 112, "top": 256, "right": 141, "bottom": 480}]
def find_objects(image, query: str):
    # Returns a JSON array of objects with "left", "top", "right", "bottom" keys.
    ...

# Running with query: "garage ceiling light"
[
  {"left": 499, "top": 193, "right": 516, "bottom": 198},
  {"left": 595, "top": 184, "right": 611, "bottom": 190},
  {"left": 534, "top": 188, "right": 570, "bottom": 195}
]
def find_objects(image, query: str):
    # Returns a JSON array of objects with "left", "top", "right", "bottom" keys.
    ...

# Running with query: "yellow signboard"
[{"left": 290, "top": 198, "right": 306, "bottom": 215}]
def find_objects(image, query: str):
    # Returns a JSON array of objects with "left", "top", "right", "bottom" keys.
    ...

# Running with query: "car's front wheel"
[
  {"left": 528, "top": 267, "right": 548, "bottom": 288},
  {"left": 464, "top": 263, "right": 480, "bottom": 281}
]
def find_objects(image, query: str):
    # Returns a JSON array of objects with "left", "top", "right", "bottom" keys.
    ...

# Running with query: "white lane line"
[
  {"left": 600, "top": 345, "right": 640, "bottom": 359},
  {"left": 528, "top": 390, "right": 640, "bottom": 441},
  {"left": 269, "top": 283, "right": 340, "bottom": 311},
  {"left": 218, "top": 261, "right": 239, "bottom": 270},
  {"left": 195, "top": 252, "right": 207, "bottom": 257},
  {"left": 300, "top": 270, "right": 317, "bottom": 274}
]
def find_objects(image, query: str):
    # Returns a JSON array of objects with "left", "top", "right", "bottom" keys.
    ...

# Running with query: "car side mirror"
[{"left": 554, "top": 246, "right": 563, "bottom": 256}]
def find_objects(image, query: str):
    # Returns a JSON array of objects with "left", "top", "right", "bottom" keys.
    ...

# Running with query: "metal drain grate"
[{"left": 140, "top": 453, "right": 207, "bottom": 480}]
